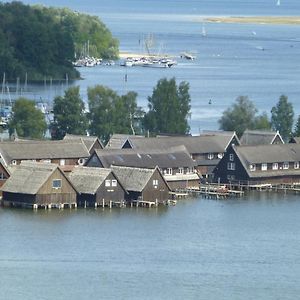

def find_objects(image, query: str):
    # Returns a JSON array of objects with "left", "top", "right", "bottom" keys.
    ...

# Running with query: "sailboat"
[{"left": 276, "top": 0, "right": 280, "bottom": 6}]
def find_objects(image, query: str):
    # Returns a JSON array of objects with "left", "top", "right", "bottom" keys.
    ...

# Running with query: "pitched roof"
[
  {"left": 124, "top": 135, "right": 237, "bottom": 154},
  {"left": 63, "top": 134, "right": 103, "bottom": 151},
  {"left": 0, "top": 140, "right": 90, "bottom": 164},
  {"left": 1, "top": 162, "right": 59, "bottom": 194},
  {"left": 233, "top": 144, "right": 300, "bottom": 178},
  {"left": 240, "top": 129, "right": 284, "bottom": 146},
  {"left": 68, "top": 167, "right": 112, "bottom": 194},
  {"left": 290, "top": 137, "right": 300, "bottom": 144},
  {"left": 110, "top": 166, "right": 159, "bottom": 192},
  {"left": 105, "top": 134, "right": 144, "bottom": 149},
  {"left": 92, "top": 147, "right": 196, "bottom": 169}
]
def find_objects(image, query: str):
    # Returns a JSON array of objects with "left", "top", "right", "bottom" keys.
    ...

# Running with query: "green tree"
[
  {"left": 9, "top": 98, "right": 47, "bottom": 139},
  {"left": 143, "top": 78, "right": 191, "bottom": 135},
  {"left": 88, "top": 85, "right": 142, "bottom": 143},
  {"left": 271, "top": 95, "right": 294, "bottom": 141},
  {"left": 294, "top": 115, "right": 300, "bottom": 137},
  {"left": 219, "top": 96, "right": 258, "bottom": 137},
  {"left": 254, "top": 112, "right": 271, "bottom": 130},
  {"left": 51, "top": 86, "right": 88, "bottom": 139}
]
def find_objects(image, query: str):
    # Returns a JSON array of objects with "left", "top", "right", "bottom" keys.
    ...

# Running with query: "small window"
[
  {"left": 261, "top": 163, "right": 267, "bottom": 171},
  {"left": 78, "top": 158, "right": 85, "bottom": 165},
  {"left": 52, "top": 179, "right": 62, "bottom": 189},
  {"left": 0, "top": 172, "right": 6, "bottom": 180},
  {"left": 283, "top": 162, "right": 289, "bottom": 170},
  {"left": 227, "top": 162, "right": 235, "bottom": 170},
  {"left": 43, "top": 159, "right": 51, "bottom": 164},
  {"left": 153, "top": 179, "right": 158, "bottom": 186},
  {"left": 178, "top": 167, "right": 184, "bottom": 174},
  {"left": 11, "top": 160, "right": 17, "bottom": 165},
  {"left": 60, "top": 159, "right": 65, "bottom": 166},
  {"left": 249, "top": 164, "right": 256, "bottom": 171},
  {"left": 166, "top": 168, "right": 172, "bottom": 175},
  {"left": 218, "top": 153, "right": 223, "bottom": 159},
  {"left": 105, "top": 180, "right": 111, "bottom": 187},
  {"left": 208, "top": 153, "right": 214, "bottom": 160},
  {"left": 111, "top": 179, "right": 117, "bottom": 187},
  {"left": 229, "top": 154, "right": 234, "bottom": 161},
  {"left": 272, "top": 163, "right": 278, "bottom": 170},
  {"left": 294, "top": 162, "right": 299, "bottom": 169},
  {"left": 227, "top": 174, "right": 235, "bottom": 180}
]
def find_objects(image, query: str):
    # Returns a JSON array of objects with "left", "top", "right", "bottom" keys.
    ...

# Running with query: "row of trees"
[
  {"left": 219, "top": 95, "right": 296, "bottom": 141},
  {"left": 0, "top": 2, "right": 118, "bottom": 81},
  {"left": 8, "top": 78, "right": 192, "bottom": 142}
]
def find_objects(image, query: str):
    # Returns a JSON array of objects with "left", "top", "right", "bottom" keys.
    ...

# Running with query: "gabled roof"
[
  {"left": 0, "top": 140, "right": 90, "bottom": 165},
  {"left": 105, "top": 134, "right": 144, "bottom": 149},
  {"left": 124, "top": 135, "right": 237, "bottom": 154},
  {"left": 233, "top": 144, "right": 300, "bottom": 178},
  {"left": 111, "top": 165, "right": 169, "bottom": 192},
  {"left": 63, "top": 134, "right": 103, "bottom": 151},
  {"left": 290, "top": 137, "right": 300, "bottom": 144},
  {"left": 91, "top": 147, "right": 196, "bottom": 169},
  {"left": 240, "top": 129, "right": 284, "bottom": 146},
  {"left": 68, "top": 167, "right": 114, "bottom": 195},
  {"left": 1, "top": 162, "right": 64, "bottom": 194}
]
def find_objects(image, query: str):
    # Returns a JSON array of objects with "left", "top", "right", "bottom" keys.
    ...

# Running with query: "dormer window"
[
  {"left": 283, "top": 162, "right": 289, "bottom": 170},
  {"left": 178, "top": 167, "right": 184, "bottom": 174},
  {"left": 11, "top": 160, "right": 17, "bottom": 165},
  {"left": 294, "top": 162, "right": 299, "bottom": 169},
  {"left": 207, "top": 153, "right": 214, "bottom": 160},
  {"left": 261, "top": 163, "right": 267, "bottom": 171},
  {"left": 272, "top": 163, "right": 278, "bottom": 170},
  {"left": 229, "top": 154, "right": 234, "bottom": 161},
  {"left": 249, "top": 164, "right": 256, "bottom": 171}
]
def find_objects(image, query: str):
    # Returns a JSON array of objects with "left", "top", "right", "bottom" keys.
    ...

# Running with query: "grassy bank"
[{"left": 203, "top": 16, "right": 300, "bottom": 25}]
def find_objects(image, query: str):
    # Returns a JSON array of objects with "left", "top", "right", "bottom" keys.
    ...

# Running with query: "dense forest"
[{"left": 0, "top": 1, "right": 119, "bottom": 81}]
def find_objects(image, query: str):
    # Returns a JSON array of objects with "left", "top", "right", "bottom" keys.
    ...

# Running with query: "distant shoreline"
[{"left": 203, "top": 16, "right": 300, "bottom": 25}]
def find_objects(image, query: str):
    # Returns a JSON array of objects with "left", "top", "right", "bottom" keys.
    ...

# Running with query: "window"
[
  {"left": 43, "top": 159, "right": 51, "bottom": 164},
  {"left": 0, "top": 172, "right": 6, "bottom": 180},
  {"left": 11, "top": 160, "right": 17, "bottom": 165},
  {"left": 178, "top": 167, "right": 184, "bottom": 174},
  {"left": 227, "top": 174, "right": 235, "bottom": 180},
  {"left": 52, "top": 179, "right": 62, "bottom": 189},
  {"left": 78, "top": 158, "right": 85, "bottom": 165},
  {"left": 105, "top": 180, "right": 111, "bottom": 187},
  {"left": 261, "top": 163, "right": 267, "bottom": 171},
  {"left": 229, "top": 154, "right": 234, "bottom": 161},
  {"left": 153, "top": 179, "right": 158, "bottom": 186},
  {"left": 60, "top": 159, "right": 65, "bottom": 166},
  {"left": 249, "top": 164, "right": 256, "bottom": 171},
  {"left": 208, "top": 153, "right": 214, "bottom": 160},
  {"left": 283, "top": 162, "right": 289, "bottom": 170},
  {"left": 227, "top": 162, "right": 235, "bottom": 170},
  {"left": 294, "top": 162, "right": 299, "bottom": 169},
  {"left": 166, "top": 168, "right": 172, "bottom": 175},
  {"left": 272, "top": 163, "right": 278, "bottom": 170},
  {"left": 111, "top": 180, "right": 117, "bottom": 187},
  {"left": 218, "top": 153, "right": 223, "bottom": 159}
]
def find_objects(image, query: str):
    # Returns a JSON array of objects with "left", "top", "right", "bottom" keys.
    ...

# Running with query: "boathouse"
[
  {"left": 105, "top": 131, "right": 239, "bottom": 180},
  {"left": 63, "top": 134, "right": 104, "bottom": 154},
  {"left": 68, "top": 166, "right": 127, "bottom": 207},
  {"left": 0, "top": 140, "right": 90, "bottom": 167},
  {"left": 86, "top": 147, "right": 200, "bottom": 190},
  {"left": 240, "top": 129, "right": 284, "bottom": 145},
  {"left": 1, "top": 162, "right": 77, "bottom": 208},
  {"left": 111, "top": 165, "right": 170, "bottom": 204},
  {"left": 213, "top": 143, "right": 300, "bottom": 185}
]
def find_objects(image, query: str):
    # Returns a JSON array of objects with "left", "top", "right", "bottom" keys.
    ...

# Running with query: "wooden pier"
[{"left": 186, "top": 185, "right": 244, "bottom": 199}]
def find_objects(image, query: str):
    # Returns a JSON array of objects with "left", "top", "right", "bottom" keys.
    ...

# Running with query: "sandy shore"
[{"left": 203, "top": 16, "right": 300, "bottom": 25}]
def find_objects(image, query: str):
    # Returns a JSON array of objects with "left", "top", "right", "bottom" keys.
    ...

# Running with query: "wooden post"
[
  {"left": 109, "top": 200, "right": 112, "bottom": 209},
  {"left": 102, "top": 199, "right": 105, "bottom": 208},
  {"left": 33, "top": 204, "right": 38, "bottom": 210}
]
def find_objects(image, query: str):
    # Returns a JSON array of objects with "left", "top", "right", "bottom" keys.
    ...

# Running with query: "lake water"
[
  {"left": 1, "top": 2, "right": 300, "bottom": 298},
  {"left": 1, "top": 191, "right": 300, "bottom": 300},
  {"left": 6, "top": 0, "right": 300, "bottom": 133}
]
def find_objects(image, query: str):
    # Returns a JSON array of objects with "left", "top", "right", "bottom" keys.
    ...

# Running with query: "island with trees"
[{"left": 0, "top": 1, "right": 119, "bottom": 81}]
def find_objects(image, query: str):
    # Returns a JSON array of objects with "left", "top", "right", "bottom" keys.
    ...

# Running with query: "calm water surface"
[{"left": 1, "top": 192, "right": 300, "bottom": 299}]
